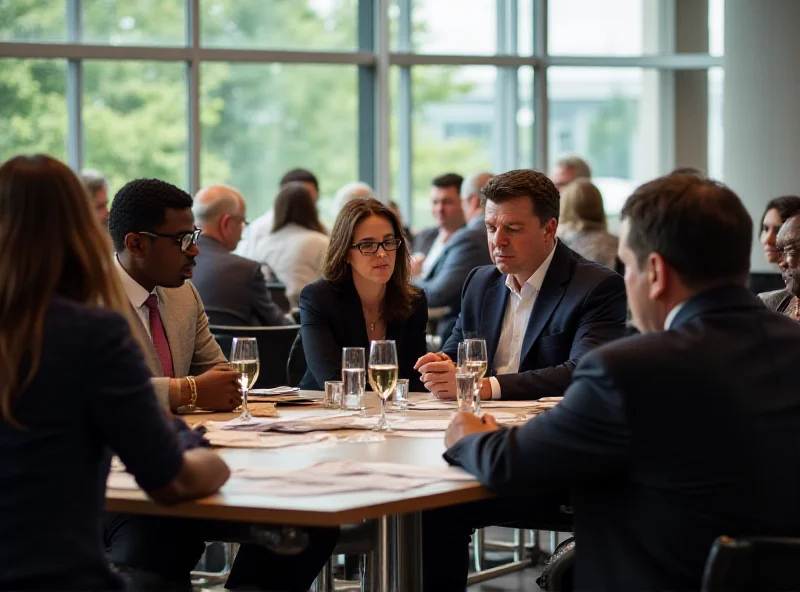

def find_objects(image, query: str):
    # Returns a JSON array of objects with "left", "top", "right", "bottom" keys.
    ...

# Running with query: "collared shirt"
[
  {"left": 420, "top": 232, "right": 447, "bottom": 278},
  {"left": 115, "top": 256, "right": 156, "bottom": 338},
  {"left": 664, "top": 302, "right": 686, "bottom": 330},
  {"left": 489, "top": 240, "right": 559, "bottom": 399}
]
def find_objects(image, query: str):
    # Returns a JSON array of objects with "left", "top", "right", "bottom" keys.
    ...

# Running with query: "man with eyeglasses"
[
  {"left": 106, "top": 178, "right": 337, "bottom": 590},
  {"left": 191, "top": 184, "right": 291, "bottom": 326},
  {"left": 761, "top": 213, "right": 800, "bottom": 319}
]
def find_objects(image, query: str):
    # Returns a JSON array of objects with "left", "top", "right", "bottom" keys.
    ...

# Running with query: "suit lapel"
[
  {"left": 341, "top": 278, "right": 370, "bottom": 347},
  {"left": 156, "top": 286, "right": 183, "bottom": 376},
  {"left": 480, "top": 275, "right": 509, "bottom": 369},
  {"left": 519, "top": 243, "right": 572, "bottom": 362}
]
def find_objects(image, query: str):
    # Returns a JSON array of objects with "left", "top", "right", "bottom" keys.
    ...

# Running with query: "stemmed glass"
[
  {"left": 463, "top": 338, "right": 488, "bottom": 414},
  {"left": 367, "top": 340, "right": 399, "bottom": 431},
  {"left": 230, "top": 337, "right": 260, "bottom": 422}
]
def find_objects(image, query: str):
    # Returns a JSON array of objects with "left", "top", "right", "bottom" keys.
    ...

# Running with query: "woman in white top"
[{"left": 260, "top": 182, "right": 329, "bottom": 306}]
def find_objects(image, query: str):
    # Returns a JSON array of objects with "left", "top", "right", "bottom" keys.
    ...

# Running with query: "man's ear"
[
  {"left": 544, "top": 217, "right": 558, "bottom": 240},
  {"left": 124, "top": 232, "right": 146, "bottom": 258},
  {"left": 648, "top": 252, "right": 669, "bottom": 300}
]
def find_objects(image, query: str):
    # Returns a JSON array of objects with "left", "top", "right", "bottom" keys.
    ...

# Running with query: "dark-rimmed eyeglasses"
[
  {"left": 350, "top": 238, "right": 402, "bottom": 255},
  {"left": 139, "top": 228, "right": 202, "bottom": 253},
  {"left": 777, "top": 239, "right": 800, "bottom": 260}
]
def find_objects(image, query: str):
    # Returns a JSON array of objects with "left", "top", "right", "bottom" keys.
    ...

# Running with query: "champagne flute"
[
  {"left": 230, "top": 337, "right": 260, "bottom": 422},
  {"left": 368, "top": 340, "right": 398, "bottom": 431},
  {"left": 464, "top": 338, "right": 488, "bottom": 413}
]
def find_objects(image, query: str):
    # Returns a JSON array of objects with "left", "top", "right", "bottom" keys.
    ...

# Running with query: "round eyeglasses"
[{"left": 350, "top": 238, "right": 403, "bottom": 255}]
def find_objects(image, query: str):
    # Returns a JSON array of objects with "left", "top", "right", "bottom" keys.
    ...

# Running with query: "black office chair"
[
  {"left": 702, "top": 535, "right": 800, "bottom": 592},
  {"left": 210, "top": 324, "right": 300, "bottom": 388},
  {"left": 266, "top": 282, "right": 292, "bottom": 313}
]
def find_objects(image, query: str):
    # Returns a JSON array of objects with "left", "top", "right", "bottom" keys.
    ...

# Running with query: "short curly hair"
[
  {"left": 480, "top": 169, "right": 560, "bottom": 224},
  {"left": 108, "top": 178, "right": 193, "bottom": 252}
]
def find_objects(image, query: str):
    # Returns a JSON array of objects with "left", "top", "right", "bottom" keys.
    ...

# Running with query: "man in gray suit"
[
  {"left": 417, "top": 172, "right": 494, "bottom": 341},
  {"left": 411, "top": 173, "right": 466, "bottom": 276},
  {"left": 191, "top": 184, "right": 290, "bottom": 326},
  {"left": 108, "top": 178, "right": 241, "bottom": 413}
]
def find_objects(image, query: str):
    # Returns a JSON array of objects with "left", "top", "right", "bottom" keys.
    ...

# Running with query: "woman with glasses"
[
  {"left": 298, "top": 198, "right": 428, "bottom": 391},
  {"left": 253, "top": 182, "right": 329, "bottom": 307},
  {"left": 0, "top": 154, "right": 230, "bottom": 590}
]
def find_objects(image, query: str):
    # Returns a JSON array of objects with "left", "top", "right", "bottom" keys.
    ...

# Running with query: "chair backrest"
[
  {"left": 286, "top": 331, "right": 307, "bottom": 387},
  {"left": 266, "top": 282, "right": 291, "bottom": 313},
  {"left": 702, "top": 535, "right": 800, "bottom": 592},
  {"left": 210, "top": 324, "right": 300, "bottom": 389}
]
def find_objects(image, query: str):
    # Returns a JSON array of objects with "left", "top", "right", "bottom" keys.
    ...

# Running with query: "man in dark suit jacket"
[
  {"left": 416, "top": 169, "right": 626, "bottom": 401},
  {"left": 417, "top": 172, "right": 494, "bottom": 341},
  {"left": 429, "top": 174, "right": 800, "bottom": 591},
  {"left": 410, "top": 173, "right": 466, "bottom": 278},
  {"left": 191, "top": 185, "right": 290, "bottom": 326}
]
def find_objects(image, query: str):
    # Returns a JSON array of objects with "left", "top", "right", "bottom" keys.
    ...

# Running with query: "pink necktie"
[{"left": 144, "top": 294, "right": 174, "bottom": 378}]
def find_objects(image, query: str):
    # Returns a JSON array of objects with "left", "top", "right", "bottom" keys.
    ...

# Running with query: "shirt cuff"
[{"left": 489, "top": 377, "right": 501, "bottom": 400}]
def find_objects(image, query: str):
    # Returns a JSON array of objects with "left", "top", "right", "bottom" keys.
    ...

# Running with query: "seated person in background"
[
  {"left": 108, "top": 178, "right": 242, "bottom": 413},
  {"left": 761, "top": 212, "right": 800, "bottom": 318},
  {"left": 331, "top": 180, "right": 374, "bottom": 217},
  {"left": 236, "top": 167, "right": 322, "bottom": 261},
  {"left": 557, "top": 177, "right": 619, "bottom": 270},
  {"left": 388, "top": 199, "right": 414, "bottom": 249},
  {"left": 299, "top": 198, "right": 428, "bottom": 392},
  {"left": 259, "top": 182, "right": 330, "bottom": 307},
  {"left": 432, "top": 173, "right": 800, "bottom": 591},
  {"left": 0, "top": 154, "right": 230, "bottom": 590},
  {"left": 107, "top": 178, "right": 337, "bottom": 591},
  {"left": 758, "top": 195, "right": 800, "bottom": 268},
  {"left": 416, "top": 169, "right": 626, "bottom": 401},
  {"left": 80, "top": 168, "right": 110, "bottom": 227},
  {"left": 416, "top": 171, "right": 494, "bottom": 342},
  {"left": 549, "top": 154, "right": 591, "bottom": 191},
  {"left": 191, "top": 184, "right": 291, "bottom": 326},
  {"left": 411, "top": 173, "right": 465, "bottom": 278}
]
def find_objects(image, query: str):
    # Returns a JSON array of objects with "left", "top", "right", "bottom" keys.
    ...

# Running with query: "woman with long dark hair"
[
  {"left": 0, "top": 154, "right": 230, "bottom": 590},
  {"left": 298, "top": 198, "right": 428, "bottom": 391}
]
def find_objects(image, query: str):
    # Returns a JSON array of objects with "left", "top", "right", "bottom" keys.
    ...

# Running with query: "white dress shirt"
[
  {"left": 664, "top": 302, "right": 686, "bottom": 330},
  {"left": 235, "top": 210, "right": 274, "bottom": 263},
  {"left": 489, "top": 240, "right": 558, "bottom": 399},
  {"left": 420, "top": 233, "right": 447, "bottom": 278},
  {"left": 115, "top": 256, "right": 156, "bottom": 338}
]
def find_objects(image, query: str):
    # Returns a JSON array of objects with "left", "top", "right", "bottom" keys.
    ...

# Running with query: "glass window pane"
[
  {"left": 518, "top": 66, "right": 534, "bottom": 169},
  {"left": 0, "top": 59, "right": 67, "bottom": 163},
  {"left": 83, "top": 61, "right": 187, "bottom": 193},
  {"left": 397, "top": 0, "right": 497, "bottom": 55},
  {"left": 201, "top": 63, "right": 358, "bottom": 225},
  {"left": 548, "top": 0, "right": 658, "bottom": 56},
  {"left": 0, "top": 0, "right": 67, "bottom": 42},
  {"left": 200, "top": 0, "right": 357, "bottom": 51},
  {"left": 708, "top": 67, "right": 724, "bottom": 180},
  {"left": 82, "top": 0, "right": 185, "bottom": 46},
  {"left": 549, "top": 67, "right": 661, "bottom": 215}
]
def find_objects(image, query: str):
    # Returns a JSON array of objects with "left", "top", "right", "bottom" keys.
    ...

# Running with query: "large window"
[
  {"left": 200, "top": 62, "right": 359, "bottom": 221},
  {"left": 0, "top": 0, "right": 723, "bottom": 226}
]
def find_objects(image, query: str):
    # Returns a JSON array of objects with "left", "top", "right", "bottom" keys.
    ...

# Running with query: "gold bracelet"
[{"left": 185, "top": 376, "right": 198, "bottom": 410}]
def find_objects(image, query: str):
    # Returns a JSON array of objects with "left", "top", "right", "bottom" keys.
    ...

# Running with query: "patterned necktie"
[{"left": 143, "top": 294, "right": 174, "bottom": 378}]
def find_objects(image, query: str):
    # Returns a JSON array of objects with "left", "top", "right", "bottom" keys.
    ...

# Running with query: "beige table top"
[{"left": 105, "top": 392, "right": 494, "bottom": 526}]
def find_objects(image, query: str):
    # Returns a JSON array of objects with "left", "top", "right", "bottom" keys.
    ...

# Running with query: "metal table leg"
[
  {"left": 392, "top": 511, "right": 422, "bottom": 591},
  {"left": 377, "top": 515, "right": 392, "bottom": 592}
]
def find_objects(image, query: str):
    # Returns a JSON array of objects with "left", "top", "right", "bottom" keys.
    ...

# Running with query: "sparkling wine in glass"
[
  {"left": 230, "top": 337, "right": 260, "bottom": 422},
  {"left": 464, "top": 338, "right": 488, "bottom": 413},
  {"left": 368, "top": 340, "right": 398, "bottom": 431}
]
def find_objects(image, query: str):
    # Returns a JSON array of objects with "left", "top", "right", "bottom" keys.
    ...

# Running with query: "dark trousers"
[
  {"left": 104, "top": 512, "right": 338, "bottom": 592},
  {"left": 422, "top": 490, "right": 571, "bottom": 591}
]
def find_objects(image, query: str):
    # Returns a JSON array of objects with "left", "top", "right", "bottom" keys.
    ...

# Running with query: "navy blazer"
[
  {"left": 446, "top": 284, "right": 800, "bottom": 591},
  {"left": 298, "top": 276, "right": 428, "bottom": 391},
  {"left": 417, "top": 216, "right": 493, "bottom": 342},
  {"left": 442, "top": 240, "right": 626, "bottom": 399}
]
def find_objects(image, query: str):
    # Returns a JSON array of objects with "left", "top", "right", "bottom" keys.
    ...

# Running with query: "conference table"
[{"left": 105, "top": 392, "right": 498, "bottom": 592}]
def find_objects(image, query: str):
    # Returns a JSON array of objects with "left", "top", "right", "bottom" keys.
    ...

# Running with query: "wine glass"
[
  {"left": 230, "top": 337, "right": 260, "bottom": 422},
  {"left": 463, "top": 338, "right": 488, "bottom": 414},
  {"left": 368, "top": 340, "right": 398, "bottom": 431}
]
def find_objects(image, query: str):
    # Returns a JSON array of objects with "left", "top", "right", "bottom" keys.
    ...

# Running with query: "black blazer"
[
  {"left": 446, "top": 284, "right": 800, "bottom": 591},
  {"left": 442, "top": 240, "right": 627, "bottom": 399},
  {"left": 297, "top": 276, "right": 428, "bottom": 391},
  {"left": 191, "top": 235, "right": 288, "bottom": 326}
]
